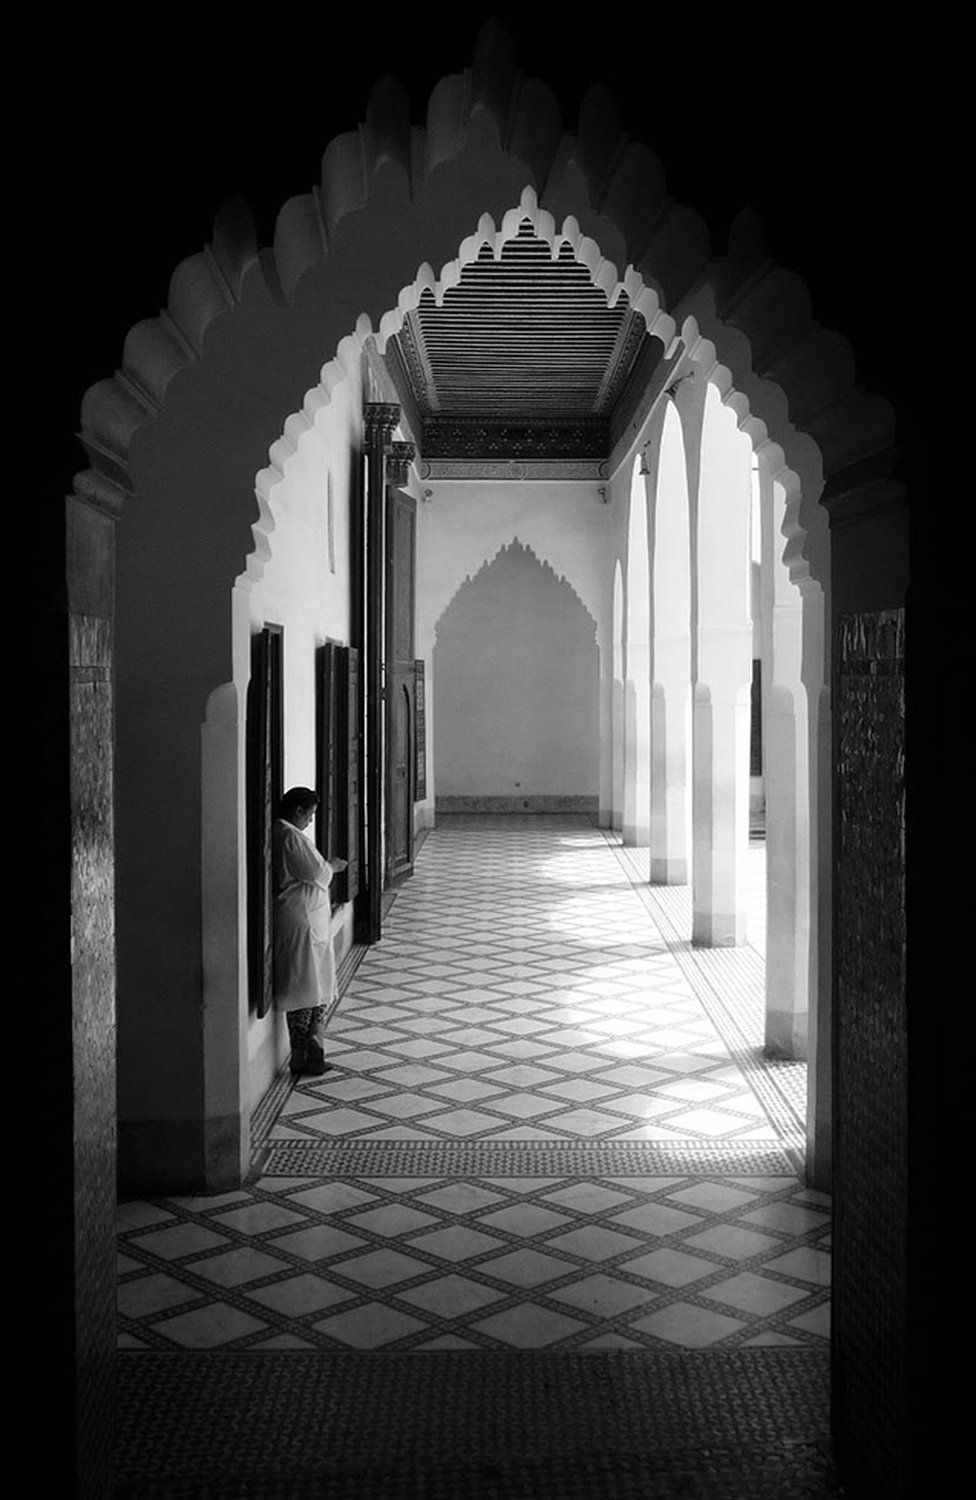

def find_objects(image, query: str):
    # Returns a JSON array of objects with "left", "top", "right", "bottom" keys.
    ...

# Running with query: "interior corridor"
[{"left": 117, "top": 816, "right": 825, "bottom": 1356}]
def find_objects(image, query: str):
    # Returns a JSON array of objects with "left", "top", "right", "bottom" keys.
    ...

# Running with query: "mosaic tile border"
[
  {"left": 261, "top": 1139, "right": 795, "bottom": 1177},
  {"left": 249, "top": 1065, "right": 293, "bottom": 1154},
  {"left": 115, "top": 1348, "right": 837, "bottom": 1497}
]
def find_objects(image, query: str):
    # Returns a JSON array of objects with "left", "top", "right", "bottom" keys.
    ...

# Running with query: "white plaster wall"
[
  {"left": 418, "top": 481, "right": 611, "bottom": 806},
  {"left": 236, "top": 367, "right": 359, "bottom": 1111}
]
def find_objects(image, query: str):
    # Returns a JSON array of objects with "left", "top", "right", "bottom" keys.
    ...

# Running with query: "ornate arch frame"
[{"left": 66, "top": 37, "right": 905, "bottom": 1486}]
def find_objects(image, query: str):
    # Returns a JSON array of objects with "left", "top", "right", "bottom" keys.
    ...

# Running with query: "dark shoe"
[
  {"left": 303, "top": 1039, "right": 329, "bottom": 1076},
  {"left": 289, "top": 1045, "right": 307, "bottom": 1076}
]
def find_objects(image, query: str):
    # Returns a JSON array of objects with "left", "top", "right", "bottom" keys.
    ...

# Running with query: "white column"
[
  {"left": 611, "top": 560, "right": 625, "bottom": 831},
  {"left": 415, "top": 624, "right": 436, "bottom": 830},
  {"left": 691, "top": 667, "right": 751, "bottom": 944},
  {"left": 648, "top": 401, "right": 692, "bottom": 883},
  {"left": 597, "top": 633, "right": 613, "bottom": 827},
  {"left": 623, "top": 645, "right": 651, "bottom": 844},
  {"left": 623, "top": 458, "right": 651, "bottom": 846},
  {"left": 201, "top": 677, "right": 249, "bottom": 1184},
  {"left": 690, "top": 381, "right": 752, "bottom": 947},
  {"left": 760, "top": 468, "right": 812, "bottom": 1057}
]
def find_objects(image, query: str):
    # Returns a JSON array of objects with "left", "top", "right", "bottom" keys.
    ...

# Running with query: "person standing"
[{"left": 272, "top": 786, "right": 345, "bottom": 1076}]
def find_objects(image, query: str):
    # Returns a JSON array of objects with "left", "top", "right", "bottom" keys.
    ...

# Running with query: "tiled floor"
[{"left": 118, "top": 815, "right": 826, "bottom": 1354}]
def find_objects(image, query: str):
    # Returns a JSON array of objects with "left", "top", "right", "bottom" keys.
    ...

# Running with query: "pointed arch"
[
  {"left": 77, "top": 24, "right": 894, "bottom": 602},
  {"left": 432, "top": 539, "right": 599, "bottom": 810},
  {"left": 77, "top": 26, "right": 900, "bottom": 1204}
]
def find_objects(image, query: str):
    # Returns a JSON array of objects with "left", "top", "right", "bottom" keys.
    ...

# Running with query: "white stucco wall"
[
  {"left": 417, "top": 481, "right": 610, "bottom": 808},
  {"left": 236, "top": 368, "right": 360, "bottom": 1110}
]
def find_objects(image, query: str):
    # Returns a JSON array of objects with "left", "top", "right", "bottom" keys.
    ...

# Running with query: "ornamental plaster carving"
[{"left": 420, "top": 460, "right": 608, "bottom": 481}]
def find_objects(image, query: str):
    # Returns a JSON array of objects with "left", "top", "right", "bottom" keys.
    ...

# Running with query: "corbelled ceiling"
[{"left": 385, "top": 219, "right": 662, "bottom": 471}]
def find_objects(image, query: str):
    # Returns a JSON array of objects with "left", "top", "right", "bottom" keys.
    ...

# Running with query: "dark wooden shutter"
[
  {"left": 247, "top": 625, "right": 283, "bottom": 1018},
  {"left": 316, "top": 643, "right": 337, "bottom": 865},
  {"left": 317, "top": 641, "right": 359, "bottom": 907},
  {"left": 344, "top": 645, "right": 360, "bottom": 901},
  {"left": 414, "top": 658, "right": 427, "bottom": 801}
]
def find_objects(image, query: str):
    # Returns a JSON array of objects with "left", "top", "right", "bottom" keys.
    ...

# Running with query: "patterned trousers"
[{"left": 286, "top": 1006, "right": 327, "bottom": 1049}]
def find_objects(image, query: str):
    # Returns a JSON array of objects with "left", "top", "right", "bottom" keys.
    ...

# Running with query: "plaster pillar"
[
  {"left": 690, "top": 381, "right": 752, "bottom": 947},
  {"left": 201, "top": 678, "right": 250, "bottom": 1183},
  {"left": 650, "top": 660, "right": 692, "bottom": 883},
  {"left": 611, "top": 560, "right": 625, "bottom": 831},
  {"left": 623, "top": 460, "right": 652, "bottom": 846},
  {"left": 647, "top": 401, "right": 692, "bottom": 883},
  {"left": 691, "top": 665, "right": 752, "bottom": 944},
  {"left": 760, "top": 468, "right": 811, "bottom": 1059},
  {"left": 415, "top": 621, "right": 437, "bottom": 831},
  {"left": 622, "top": 644, "right": 651, "bottom": 845},
  {"left": 597, "top": 630, "right": 613, "bottom": 827}
]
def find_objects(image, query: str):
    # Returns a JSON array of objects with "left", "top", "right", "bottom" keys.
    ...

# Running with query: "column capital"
[
  {"left": 363, "top": 402, "right": 400, "bottom": 443},
  {"left": 386, "top": 440, "right": 415, "bottom": 486}
]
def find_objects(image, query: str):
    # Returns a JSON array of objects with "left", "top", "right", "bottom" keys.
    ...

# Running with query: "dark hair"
[{"left": 278, "top": 786, "right": 319, "bottom": 819}]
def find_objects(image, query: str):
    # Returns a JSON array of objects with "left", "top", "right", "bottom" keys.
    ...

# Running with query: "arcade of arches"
[{"left": 59, "top": 34, "right": 944, "bottom": 1500}]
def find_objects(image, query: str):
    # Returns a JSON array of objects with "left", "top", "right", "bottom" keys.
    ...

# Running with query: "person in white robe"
[{"left": 272, "top": 786, "right": 344, "bottom": 1076}]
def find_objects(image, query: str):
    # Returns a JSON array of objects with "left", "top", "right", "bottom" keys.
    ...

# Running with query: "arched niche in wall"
[{"left": 431, "top": 540, "right": 599, "bottom": 810}]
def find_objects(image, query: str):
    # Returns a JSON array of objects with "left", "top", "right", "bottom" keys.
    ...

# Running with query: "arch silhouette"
[
  {"left": 432, "top": 535, "right": 598, "bottom": 649},
  {"left": 77, "top": 20, "right": 894, "bottom": 606},
  {"left": 432, "top": 539, "right": 599, "bottom": 805}
]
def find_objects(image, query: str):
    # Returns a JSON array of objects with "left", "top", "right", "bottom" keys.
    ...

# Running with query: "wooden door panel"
[
  {"left": 246, "top": 624, "right": 283, "bottom": 1018},
  {"left": 386, "top": 489, "right": 416, "bottom": 883}
]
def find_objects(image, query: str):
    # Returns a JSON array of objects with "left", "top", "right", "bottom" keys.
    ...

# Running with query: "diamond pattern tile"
[
  {"left": 472, "top": 1304, "right": 587, "bottom": 1348},
  {"left": 117, "top": 1274, "right": 203, "bottom": 1318},
  {"left": 117, "top": 816, "right": 827, "bottom": 1353},
  {"left": 396, "top": 1275, "right": 505, "bottom": 1318},
  {"left": 704, "top": 1272, "right": 811, "bottom": 1315},
  {"left": 151, "top": 1303, "right": 268, "bottom": 1348},
  {"left": 312, "top": 1305, "right": 428, "bottom": 1348}
]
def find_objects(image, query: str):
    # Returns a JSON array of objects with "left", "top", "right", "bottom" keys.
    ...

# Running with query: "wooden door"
[
  {"left": 315, "top": 642, "right": 360, "bottom": 907},
  {"left": 385, "top": 488, "right": 416, "bottom": 883},
  {"left": 246, "top": 624, "right": 283, "bottom": 1018}
]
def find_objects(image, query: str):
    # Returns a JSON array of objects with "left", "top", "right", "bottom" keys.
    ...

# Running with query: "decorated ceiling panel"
[{"left": 386, "top": 219, "right": 661, "bottom": 471}]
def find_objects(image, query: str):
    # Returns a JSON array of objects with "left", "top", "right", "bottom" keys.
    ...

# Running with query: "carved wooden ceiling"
[{"left": 384, "top": 219, "right": 663, "bottom": 475}]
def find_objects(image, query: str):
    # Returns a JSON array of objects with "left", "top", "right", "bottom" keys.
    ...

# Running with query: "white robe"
[{"left": 272, "top": 819, "right": 337, "bottom": 1013}]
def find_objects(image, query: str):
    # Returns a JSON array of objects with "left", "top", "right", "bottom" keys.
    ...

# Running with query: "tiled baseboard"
[{"left": 436, "top": 795, "right": 599, "bottom": 814}]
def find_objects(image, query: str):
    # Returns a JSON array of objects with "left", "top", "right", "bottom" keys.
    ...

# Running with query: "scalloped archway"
[
  {"left": 102, "top": 48, "right": 879, "bottom": 1202},
  {"left": 63, "top": 29, "right": 915, "bottom": 1499}
]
